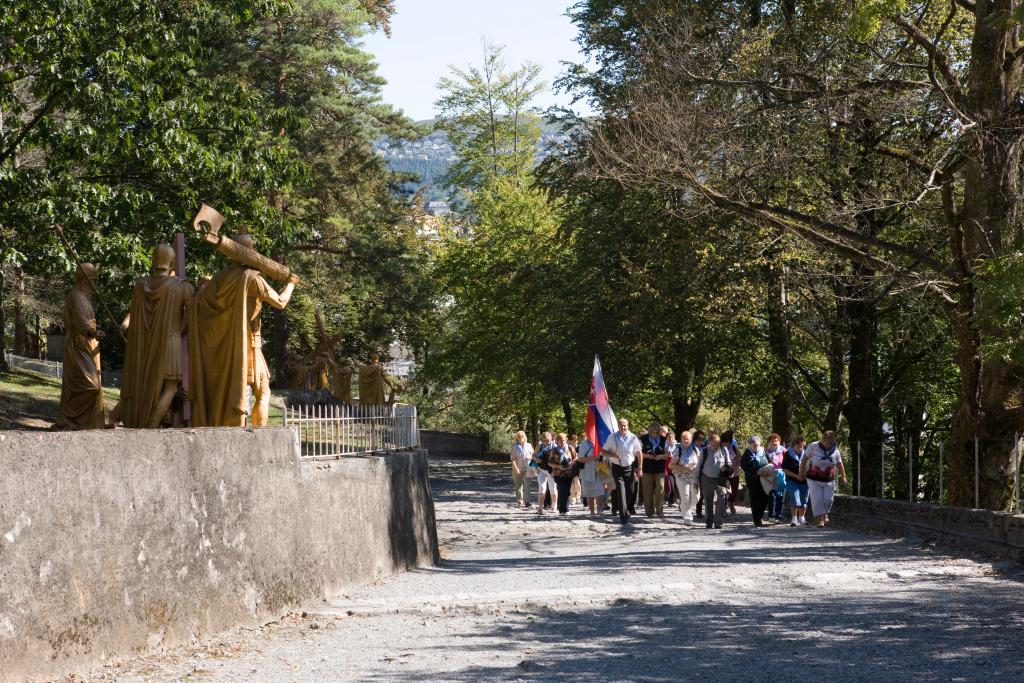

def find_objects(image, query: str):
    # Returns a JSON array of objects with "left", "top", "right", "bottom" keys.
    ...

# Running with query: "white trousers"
[
  {"left": 537, "top": 470, "right": 557, "bottom": 496},
  {"left": 807, "top": 479, "right": 836, "bottom": 517},
  {"left": 674, "top": 475, "right": 699, "bottom": 520}
]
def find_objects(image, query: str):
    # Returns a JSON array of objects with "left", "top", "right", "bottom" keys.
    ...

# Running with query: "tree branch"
[
  {"left": 892, "top": 13, "right": 967, "bottom": 115},
  {"left": 0, "top": 87, "right": 63, "bottom": 165}
]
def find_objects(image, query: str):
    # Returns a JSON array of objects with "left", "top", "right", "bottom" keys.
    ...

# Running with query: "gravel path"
[{"left": 84, "top": 459, "right": 1024, "bottom": 682}]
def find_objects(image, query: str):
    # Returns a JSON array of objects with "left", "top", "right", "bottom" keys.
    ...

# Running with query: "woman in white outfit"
[
  {"left": 509, "top": 431, "right": 534, "bottom": 508},
  {"left": 669, "top": 430, "right": 700, "bottom": 523},
  {"left": 800, "top": 430, "right": 847, "bottom": 527},
  {"left": 576, "top": 433, "right": 606, "bottom": 516}
]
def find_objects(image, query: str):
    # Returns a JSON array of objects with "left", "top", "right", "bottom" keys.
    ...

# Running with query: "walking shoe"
[
  {"left": 714, "top": 523, "right": 724, "bottom": 529},
  {"left": 789, "top": 520, "right": 797, "bottom": 527}
]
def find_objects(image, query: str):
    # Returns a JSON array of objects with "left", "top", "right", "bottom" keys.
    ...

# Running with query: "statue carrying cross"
[
  {"left": 286, "top": 309, "right": 343, "bottom": 392},
  {"left": 188, "top": 205, "right": 299, "bottom": 427}
]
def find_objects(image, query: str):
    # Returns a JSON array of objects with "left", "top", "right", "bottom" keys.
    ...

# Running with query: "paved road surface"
[{"left": 85, "top": 459, "right": 1024, "bottom": 682}]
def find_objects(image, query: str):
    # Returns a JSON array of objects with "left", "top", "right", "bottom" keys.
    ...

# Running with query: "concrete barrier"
[
  {"left": 832, "top": 495, "right": 1024, "bottom": 561},
  {"left": 0, "top": 428, "right": 438, "bottom": 682}
]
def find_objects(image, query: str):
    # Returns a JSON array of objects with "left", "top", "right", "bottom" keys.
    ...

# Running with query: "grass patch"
[
  {"left": 0, "top": 368, "right": 121, "bottom": 430},
  {"left": 0, "top": 368, "right": 296, "bottom": 430}
]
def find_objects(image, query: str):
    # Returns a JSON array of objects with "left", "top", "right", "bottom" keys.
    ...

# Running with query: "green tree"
[
  {"left": 229, "top": 0, "right": 428, "bottom": 377},
  {"left": 435, "top": 42, "right": 544, "bottom": 192},
  {"left": 1, "top": 0, "right": 296, "bottom": 366},
  {"left": 566, "top": 0, "right": 1018, "bottom": 508}
]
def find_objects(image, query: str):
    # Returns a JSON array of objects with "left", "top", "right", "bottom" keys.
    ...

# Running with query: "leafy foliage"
[{"left": 1, "top": 0, "right": 433, "bottom": 375}]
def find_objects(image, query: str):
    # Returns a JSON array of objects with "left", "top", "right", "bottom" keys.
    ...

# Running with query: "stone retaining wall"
[
  {"left": 420, "top": 429, "right": 487, "bottom": 459},
  {"left": 832, "top": 495, "right": 1024, "bottom": 561},
  {"left": 0, "top": 429, "right": 438, "bottom": 682}
]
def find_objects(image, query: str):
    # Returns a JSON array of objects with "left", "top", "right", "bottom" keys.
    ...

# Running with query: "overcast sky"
[{"left": 363, "top": 0, "right": 593, "bottom": 121}]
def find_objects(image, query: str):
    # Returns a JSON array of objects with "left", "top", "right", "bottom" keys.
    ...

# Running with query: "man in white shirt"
[
  {"left": 602, "top": 418, "right": 642, "bottom": 524},
  {"left": 509, "top": 430, "right": 534, "bottom": 508}
]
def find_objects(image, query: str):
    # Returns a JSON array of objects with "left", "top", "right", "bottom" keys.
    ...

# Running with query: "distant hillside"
[
  {"left": 413, "top": 118, "right": 570, "bottom": 135},
  {"left": 378, "top": 121, "right": 570, "bottom": 201}
]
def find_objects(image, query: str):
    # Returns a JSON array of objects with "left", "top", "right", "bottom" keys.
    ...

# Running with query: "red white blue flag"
[{"left": 585, "top": 354, "right": 617, "bottom": 452}]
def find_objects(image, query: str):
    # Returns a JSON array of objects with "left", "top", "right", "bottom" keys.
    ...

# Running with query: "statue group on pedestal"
[
  {"left": 55, "top": 205, "right": 399, "bottom": 431},
  {"left": 56, "top": 206, "right": 296, "bottom": 430}
]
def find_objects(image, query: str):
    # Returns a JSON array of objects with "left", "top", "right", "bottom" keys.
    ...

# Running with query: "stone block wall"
[
  {"left": 0, "top": 429, "right": 438, "bottom": 681},
  {"left": 832, "top": 495, "right": 1024, "bottom": 561}
]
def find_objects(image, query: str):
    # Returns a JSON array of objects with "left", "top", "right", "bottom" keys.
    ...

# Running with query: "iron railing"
[
  {"left": 283, "top": 401, "right": 419, "bottom": 460},
  {"left": 846, "top": 436, "right": 1022, "bottom": 512},
  {"left": 3, "top": 352, "right": 122, "bottom": 387}
]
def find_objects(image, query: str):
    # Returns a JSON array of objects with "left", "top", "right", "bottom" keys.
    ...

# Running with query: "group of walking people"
[{"left": 509, "top": 418, "right": 847, "bottom": 528}]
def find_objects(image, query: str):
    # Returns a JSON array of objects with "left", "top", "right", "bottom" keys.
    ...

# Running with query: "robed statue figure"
[
  {"left": 357, "top": 352, "right": 396, "bottom": 406},
  {"left": 189, "top": 232, "right": 296, "bottom": 427},
  {"left": 111, "top": 244, "right": 194, "bottom": 428},
  {"left": 55, "top": 263, "right": 106, "bottom": 430}
]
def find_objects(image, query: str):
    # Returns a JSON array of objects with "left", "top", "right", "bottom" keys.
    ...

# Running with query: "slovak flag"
[{"left": 585, "top": 355, "right": 618, "bottom": 452}]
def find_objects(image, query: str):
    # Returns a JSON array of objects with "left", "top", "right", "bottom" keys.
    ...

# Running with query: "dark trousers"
[
  {"left": 555, "top": 476, "right": 573, "bottom": 513},
  {"left": 767, "top": 489, "right": 785, "bottom": 518},
  {"left": 611, "top": 463, "right": 637, "bottom": 522},
  {"left": 728, "top": 475, "right": 740, "bottom": 505},
  {"left": 747, "top": 477, "right": 769, "bottom": 525},
  {"left": 610, "top": 464, "right": 634, "bottom": 511},
  {"left": 630, "top": 464, "right": 640, "bottom": 508}
]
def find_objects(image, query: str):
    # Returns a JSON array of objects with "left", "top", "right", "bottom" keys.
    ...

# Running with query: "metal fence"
[
  {"left": 3, "top": 352, "right": 122, "bottom": 388},
  {"left": 4, "top": 352, "right": 62, "bottom": 379},
  {"left": 283, "top": 402, "right": 419, "bottom": 460},
  {"left": 847, "top": 436, "right": 1023, "bottom": 513}
]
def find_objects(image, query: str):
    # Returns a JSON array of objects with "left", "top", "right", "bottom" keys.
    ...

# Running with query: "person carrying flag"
[{"left": 603, "top": 418, "right": 643, "bottom": 524}]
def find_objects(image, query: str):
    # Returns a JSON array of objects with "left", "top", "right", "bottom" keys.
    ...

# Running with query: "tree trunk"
[
  {"left": 672, "top": 395, "right": 700, "bottom": 435},
  {"left": 765, "top": 247, "right": 794, "bottom": 442},
  {"left": 528, "top": 414, "right": 539, "bottom": 447},
  {"left": 822, "top": 287, "right": 848, "bottom": 432},
  {"left": 946, "top": 1, "right": 1024, "bottom": 509},
  {"left": 561, "top": 398, "right": 575, "bottom": 436},
  {"left": 843, "top": 265, "right": 884, "bottom": 497},
  {"left": 13, "top": 264, "right": 26, "bottom": 356},
  {"left": 670, "top": 359, "right": 704, "bottom": 435},
  {"left": 0, "top": 264, "right": 8, "bottom": 372}
]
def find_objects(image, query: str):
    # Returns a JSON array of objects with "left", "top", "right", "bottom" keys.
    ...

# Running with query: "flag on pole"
[{"left": 585, "top": 354, "right": 617, "bottom": 453}]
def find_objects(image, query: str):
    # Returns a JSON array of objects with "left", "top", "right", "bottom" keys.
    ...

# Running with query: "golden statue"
[
  {"left": 189, "top": 232, "right": 296, "bottom": 427},
  {"left": 108, "top": 244, "right": 194, "bottom": 428},
  {"left": 327, "top": 355, "right": 353, "bottom": 404},
  {"left": 54, "top": 264, "right": 105, "bottom": 430},
  {"left": 286, "top": 355, "right": 330, "bottom": 391},
  {"left": 357, "top": 353, "right": 396, "bottom": 406}
]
